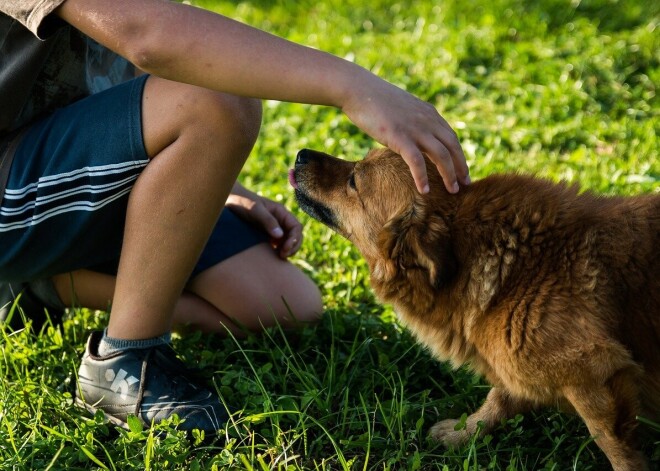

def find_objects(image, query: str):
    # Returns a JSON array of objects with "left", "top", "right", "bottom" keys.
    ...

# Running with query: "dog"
[{"left": 290, "top": 147, "right": 659, "bottom": 471}]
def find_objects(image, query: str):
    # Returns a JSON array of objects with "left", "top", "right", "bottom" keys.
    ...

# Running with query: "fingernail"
[
  {"left": 452, "top": 182, "right": 460, "bottom": 193},
  {"left": 463, "top": 175, "right": 471, "bottom": 185},
  {"left": 271, "top": 227, "right": 284, "bottom": 238},
  {"left": 422, "top": 184, "right": 430, "bottom": 194}
]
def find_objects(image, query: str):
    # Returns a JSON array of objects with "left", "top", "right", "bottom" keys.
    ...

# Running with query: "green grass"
[{"left": 1, "top": 0, "right": 659, "bottom": 469}]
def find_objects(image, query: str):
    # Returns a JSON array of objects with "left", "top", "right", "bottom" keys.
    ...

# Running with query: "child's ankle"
[{"left": 98, "top": 328, "right": 171, "bottom": 356}]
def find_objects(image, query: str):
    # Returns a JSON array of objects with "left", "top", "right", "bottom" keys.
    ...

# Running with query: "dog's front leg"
[{"left": 429, "top": 387, "right": 534, "bottom": 448}]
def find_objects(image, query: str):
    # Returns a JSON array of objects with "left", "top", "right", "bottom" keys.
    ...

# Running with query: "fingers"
[
  {"left": 416, "top": 106, "right": 469, "bottom": 194},
  {"left": 420, "top": 137, "right": 459, "bottom": 194},
  {"left": 398, "top": 124, "right": 468, "bottom": 195},
  {"left": 423, "top": 126, "right": 467, "bottom": 194},
  {"left": 243, "top": 200, "right": 280, "bottom": 236},
  {"left": 264, "top": 202, "right": 303, "bottom": 258},
  {"left": 277, "top": 233, "right": 302, "bottom": 259},
  {"left": 385, "top": 89, "right": 470, "bottom": 194},
  {"left": 374, "top": 101, "right": 469, "bottom": 194},
  {"left": 397, "top": 143, "right": 431, "bottom": 194},
  {"left": 342, "top": 72, "right": 469, "bottom": 194},
  {"left": 227, "top": 194, "right": 303, "bottom": 258},
  {"left": 433, "top": 120, "right": 470, "bottom": 186}
]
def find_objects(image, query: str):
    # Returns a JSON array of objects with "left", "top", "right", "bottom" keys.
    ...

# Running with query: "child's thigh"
[{"left": 0, "top": 76, "right": 149, "bottom": 282}]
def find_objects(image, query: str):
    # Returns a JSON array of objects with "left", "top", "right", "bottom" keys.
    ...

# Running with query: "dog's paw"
[{"left": 428, "top": 419, "right": 473, "bottom": 448}]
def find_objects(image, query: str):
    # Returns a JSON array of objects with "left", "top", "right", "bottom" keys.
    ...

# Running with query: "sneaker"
[
  {"left": 75, "top": 331, "right": 229, "bottom": 434},
  {"left": 0, "top": 281, "right": 64, "bottom": 330}
]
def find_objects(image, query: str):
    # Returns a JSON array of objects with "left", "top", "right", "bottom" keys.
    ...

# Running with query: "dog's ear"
[{"left": 375, "top": 204, "right": 457, "bottom": 289}]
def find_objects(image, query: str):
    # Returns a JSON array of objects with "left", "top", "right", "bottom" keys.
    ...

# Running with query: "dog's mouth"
[
  {"left": 289, "top": 168, "right": 338, "bottom": 229},
  {"left": 288, "top": 169, "right": 299, "bottom": 189}
]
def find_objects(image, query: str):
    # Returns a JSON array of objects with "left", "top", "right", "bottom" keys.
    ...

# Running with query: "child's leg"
[
  {"left": 185, "top": 242, "right": 322, "bottom": 333},
  {"left": 1, "top": 74, "right": 263, "bottom": 431},
  {"left": 76, "top": 81, "right": 262, "bottom": 431},
  {"left": 107, "top": 76, "right": 262, "bottom": 339},
  {"left": 52, "top": 243, "right": 323, "bottom": 335},
  {"left": 52, "top": 191, "right": 322, "bottom": 334},
  {"left": 182, "top": 205, "right": 323, "bottom": 333}
]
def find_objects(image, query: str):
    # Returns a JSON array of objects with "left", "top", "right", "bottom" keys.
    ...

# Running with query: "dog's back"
[{"left": 456, "top": 176, "right": 659, "bottom": 417}]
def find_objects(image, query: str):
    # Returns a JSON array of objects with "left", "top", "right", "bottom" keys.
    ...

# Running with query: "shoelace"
[
  {"left": 132, "top": 345, "right": 215, "bottom": 419},
  {"left": 154, "top": 344, "right": 211, "bottom": 384}
]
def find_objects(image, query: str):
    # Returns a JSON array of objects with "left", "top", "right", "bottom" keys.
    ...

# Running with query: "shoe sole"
[
  {"left": 74, "top": 397, "right": 132, "bottom": 430},
  {"left": 74, "top": 397, "right": 220, "bottom": 441}
]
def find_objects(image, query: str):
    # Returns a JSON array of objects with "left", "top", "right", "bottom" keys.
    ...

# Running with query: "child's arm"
[{"left": 56, "top": 0, "right": 469, "bottom": 194}]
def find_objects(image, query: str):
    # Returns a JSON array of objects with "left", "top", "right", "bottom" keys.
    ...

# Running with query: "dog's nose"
[{"left": 296, "top": 149, "right": 311, "bottom": 166}]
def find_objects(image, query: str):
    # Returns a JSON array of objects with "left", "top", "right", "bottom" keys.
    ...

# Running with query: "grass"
[{"left": 1, "top": 0, "right": 659, "bottom": 469}]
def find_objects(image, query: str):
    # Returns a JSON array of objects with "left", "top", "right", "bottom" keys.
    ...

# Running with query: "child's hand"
[
  {"left": 341, "top": 71, "right": 469, "bottom": 194},
  {"left": 226, "top": 193, "right": 303, "bottom": 259}
]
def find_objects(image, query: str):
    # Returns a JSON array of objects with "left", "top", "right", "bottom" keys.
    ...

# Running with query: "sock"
[{"left": 97, "top": 328, "right": 172, "bottom": 357}]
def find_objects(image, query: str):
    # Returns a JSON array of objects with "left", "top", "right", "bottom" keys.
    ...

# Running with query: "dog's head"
[{"left": 290, "top": 148, "right": 458, "bottom": 289}]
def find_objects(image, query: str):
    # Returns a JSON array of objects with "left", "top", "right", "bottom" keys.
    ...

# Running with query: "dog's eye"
[{"left": 348, "top": 173, "right": 357, "bottom": 191}]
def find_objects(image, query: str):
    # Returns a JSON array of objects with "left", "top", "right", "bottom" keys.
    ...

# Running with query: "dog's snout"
[
  {"left": 296, "top": 149, "right": 311, "bottom": 166},
  {"left": 296, "top": 148, "right": 330, "bottom": 167}
]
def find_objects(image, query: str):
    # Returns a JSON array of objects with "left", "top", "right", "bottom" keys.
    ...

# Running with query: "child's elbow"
[{"left": 122, "top": 31, "right": 170, "bottom": 74}]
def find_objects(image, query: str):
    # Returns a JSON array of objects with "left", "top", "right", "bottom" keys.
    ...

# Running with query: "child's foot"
[{"left": 75, "top": 331, "right": 229, "bottom": 434}]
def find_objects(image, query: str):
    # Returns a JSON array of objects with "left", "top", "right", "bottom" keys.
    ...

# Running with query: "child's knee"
[
  {"left": 203, "top": 92, "right": 262, "bottom": 150},
  {"left": 142, "top": 76, "right": 262, "bottom": 158},
  {"left": 183, "top": 89, "right": 262, "bottom": 155},
  {"left": 283, "top": 273, "right": 323, "bottom": 324}
]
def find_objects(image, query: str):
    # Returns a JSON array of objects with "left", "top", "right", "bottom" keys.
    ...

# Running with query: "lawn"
[{"left": 1, "top": 0, "right": 658, "bottom": 469}]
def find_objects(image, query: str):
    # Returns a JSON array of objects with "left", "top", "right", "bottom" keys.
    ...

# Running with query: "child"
[{"left": 0, "top": 0, "right": 468, "bottom": 434}]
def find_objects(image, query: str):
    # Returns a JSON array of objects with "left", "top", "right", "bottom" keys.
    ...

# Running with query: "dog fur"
[{"left": 292, "top": 148, "right": 659, "bottom": 471}]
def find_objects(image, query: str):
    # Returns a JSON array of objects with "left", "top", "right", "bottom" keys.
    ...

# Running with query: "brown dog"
[{"left": 290, "top": 148, "right": 659, "bottom": 471}]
